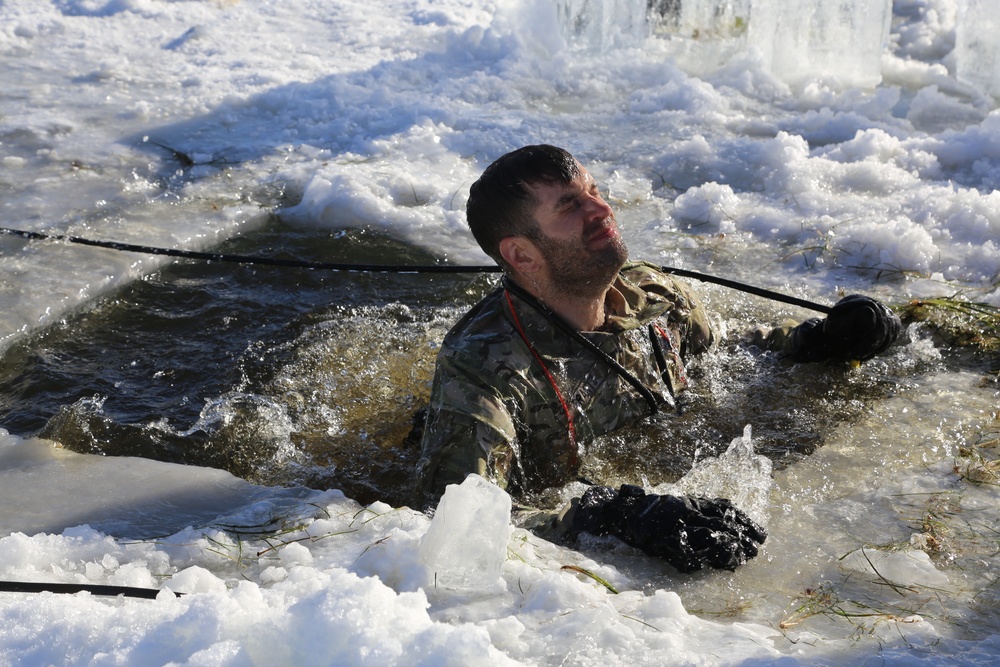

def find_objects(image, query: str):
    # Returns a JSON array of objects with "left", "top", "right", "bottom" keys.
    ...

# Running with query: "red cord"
[
  {"left": 504, "top": 289, "right": 577, "bottom": 453},
  {"left": 653, "top": 323, "right": 688, "bottom": 389}
]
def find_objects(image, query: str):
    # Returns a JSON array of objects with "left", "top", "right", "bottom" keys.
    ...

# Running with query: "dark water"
[
  {"left": 0, "top": 218, "right": 488, "bottom": 501},
  {"left": 0, "top": 216, "right": 938, "bottom": 508}
]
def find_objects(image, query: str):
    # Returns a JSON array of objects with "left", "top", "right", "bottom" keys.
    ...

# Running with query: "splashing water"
[{"left": 656, "top": 424, "right": 773, "bottom": 526}]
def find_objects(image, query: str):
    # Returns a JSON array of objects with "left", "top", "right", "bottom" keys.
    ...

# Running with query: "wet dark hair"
[{"left": 466, "top": 144, "right": 580, "bottom": 267}]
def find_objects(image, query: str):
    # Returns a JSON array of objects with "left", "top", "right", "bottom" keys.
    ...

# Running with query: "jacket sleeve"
[
  {"left": 749, "top": 294, "right": 900, "bottom": 363},
  {"left": 748, "top": 319, "right": 818, "bottom": 359},
  {"left": 416, "top": 345, "right": 519, "bottom": 504},
  {"left": 416, "top": 347, "right": 582, "bottom": 539}
]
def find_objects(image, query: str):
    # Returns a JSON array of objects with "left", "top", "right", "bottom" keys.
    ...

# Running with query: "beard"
[{"left": 532, "top": 219, "right": 629, "bottom": 300}]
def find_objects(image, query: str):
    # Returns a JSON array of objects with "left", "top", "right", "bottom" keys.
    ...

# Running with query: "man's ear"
[{"left": 499, "top": 236, "right": 542, "bottom": 276}]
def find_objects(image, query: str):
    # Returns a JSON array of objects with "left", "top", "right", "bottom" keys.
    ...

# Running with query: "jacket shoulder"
[{"left": 439, "top": 287, "right": 514, "bottom": 352}]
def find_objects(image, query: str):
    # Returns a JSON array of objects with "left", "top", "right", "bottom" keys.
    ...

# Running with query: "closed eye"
[{"left": 553, "top": 179, "right": 605, "bottom": 213}]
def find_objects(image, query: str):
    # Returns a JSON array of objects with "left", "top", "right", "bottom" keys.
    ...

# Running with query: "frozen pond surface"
[{"left": 1, "top": 1, "right": 999, "bottom": 665}]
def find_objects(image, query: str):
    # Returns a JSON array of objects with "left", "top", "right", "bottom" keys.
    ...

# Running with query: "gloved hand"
[
  {"left": 791, "top": 295, "right": 901, "bottom": 363},
  {"left": 570, "top": 485, "right": 767, "bottom": 573}
]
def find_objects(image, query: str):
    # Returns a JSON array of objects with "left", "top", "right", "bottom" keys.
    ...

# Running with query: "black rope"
[
  {"left": 504, "top": 278, "right": 663, "bottom": 415},
  {"left": 0, "top": 580, "right": 182, "bottom": 598},
  {"left": 661, "top": 266, "right": 832, "bottom": 314},
  {"left": 0, "top": 227, "right": 498, "bottom": 274},
  {"left": 0, "top": 226, "right": 832, "bottom": 313}
]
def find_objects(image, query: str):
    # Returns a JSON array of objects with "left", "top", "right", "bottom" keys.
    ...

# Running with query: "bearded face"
[
  {"left": 505, "top": 163, "right": 629, "bottom": 304},
  {"left": 529, "top": 218, "right": 629, "bottom": 300}
]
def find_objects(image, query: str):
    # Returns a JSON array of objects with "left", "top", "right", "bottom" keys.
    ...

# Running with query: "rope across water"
[{"left": 0, "top": 226, "right": 833, "bottom": 314}]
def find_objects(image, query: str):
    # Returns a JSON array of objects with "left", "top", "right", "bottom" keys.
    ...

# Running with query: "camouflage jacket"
[{"left": 417, "top": 261, "right": 716, "bottom": 503}]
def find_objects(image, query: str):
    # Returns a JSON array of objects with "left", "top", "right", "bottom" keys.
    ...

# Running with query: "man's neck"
[{"left": 509, "top": 275, "right": 612, "bottom": 331}]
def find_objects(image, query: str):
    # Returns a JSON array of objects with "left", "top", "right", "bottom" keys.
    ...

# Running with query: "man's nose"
[{"left": 583, "top": 193, "right": 613, "bottom": 220}]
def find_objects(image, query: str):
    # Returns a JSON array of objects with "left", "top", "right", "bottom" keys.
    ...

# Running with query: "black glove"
[
  {"left": 791, "top": 295, "right": 901, "bottom": 363},
  {"left": 570, "top": 485, "right": 767, "bottom": 573}
]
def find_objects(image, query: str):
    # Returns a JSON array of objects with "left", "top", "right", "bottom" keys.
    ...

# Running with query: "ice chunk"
[
  {"left": 955, "top": 0, "right": 1000, "bottom": 99},
  {"left": 659, "top": 1, "right": 750, "bottom": 76},
  {"left": 558, "top": 0, "right": 891, "bottom": 87},
  {"left": 841, "top": 547, "right": 950, "bottom": 588},
  {"left": 748, "top": 0, "right": 891, "bottom": 88},
  {"left": 650, "top": 0, "right": 751, "bottom": 44},
  {"left": 556, "top": 0, "right": 649, "bottom": 51},
  {"left": 418, "top": 474, "right": 512, "bottom": 590}
]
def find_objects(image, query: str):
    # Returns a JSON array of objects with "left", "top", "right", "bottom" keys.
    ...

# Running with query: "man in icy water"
[{"left": 416, "top": 144, "right": 900, "bottom": 573}]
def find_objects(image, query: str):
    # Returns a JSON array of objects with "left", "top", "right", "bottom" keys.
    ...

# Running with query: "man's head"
[
  {"left": 467, "top": 145, "right": 628, "bottom": 299},
  {"left": 467, "top": 145, "right": 579, "bottom": 266}
]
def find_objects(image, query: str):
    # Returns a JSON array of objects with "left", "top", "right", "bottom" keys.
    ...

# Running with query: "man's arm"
[
  {"left": 416, "top": 347, "right": 519, "bottom": 503},
  {"left": 751, "top": 295, "right": 901, "bottom": 363}
]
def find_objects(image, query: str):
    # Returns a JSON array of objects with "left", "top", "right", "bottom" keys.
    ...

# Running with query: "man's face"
[{"left": 525, "top": 164, "right": 628, "bottom": 298}]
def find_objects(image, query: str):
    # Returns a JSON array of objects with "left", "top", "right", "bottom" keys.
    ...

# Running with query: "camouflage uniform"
[{"left": 417, "top": 261, "right": 716, "bottom": 502}]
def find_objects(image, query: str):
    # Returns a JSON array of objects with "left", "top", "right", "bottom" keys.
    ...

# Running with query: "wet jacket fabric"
[{"left": 417, "top": 261, "right": 716, "bottom": 503}]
